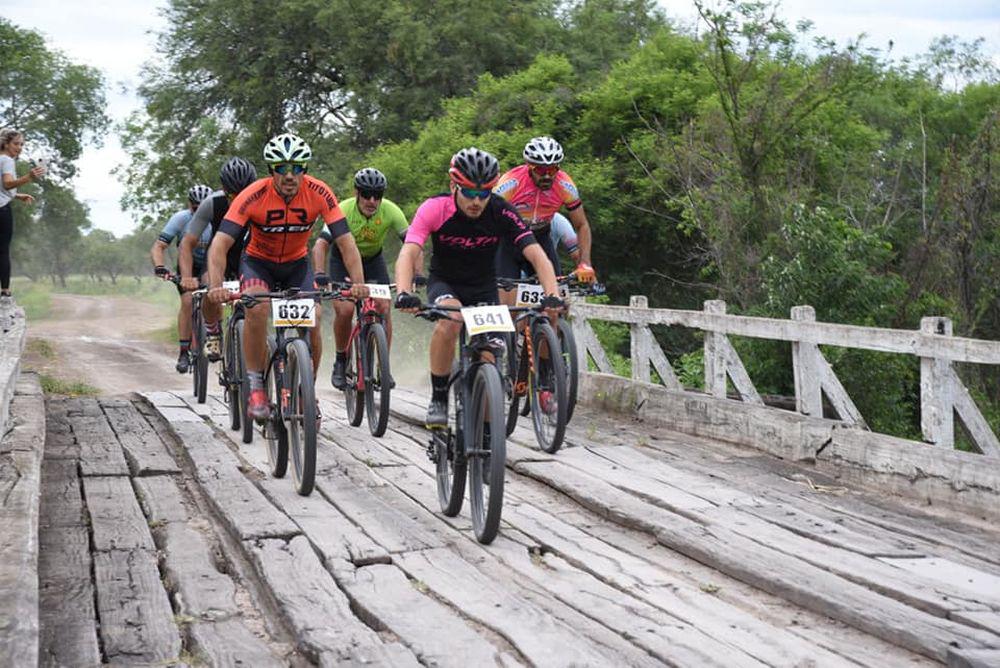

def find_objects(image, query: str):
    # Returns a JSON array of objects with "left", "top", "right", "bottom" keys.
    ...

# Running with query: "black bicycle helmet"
[
  {"left": 353, "top": 167, "right": 387, "bottom": 191},
  {"left": 220, "top": 157, "right": 257, "bottom": 194},
  {"left": 448, "top": 147, "right": 499, "bottom": 189}
]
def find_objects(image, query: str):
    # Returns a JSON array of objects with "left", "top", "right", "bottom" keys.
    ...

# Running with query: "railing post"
[
  {"left": 630, "top": 296, "right": 649, "bottom": 383},
  {"left": 703, "top": 300, "right": 727, "bottom": 398},
  {"left": 791, "top": 305, "right": 822, "bottom": 417},
  {"left": 921, "top": 317, "right": 954, "bottom": 447}
]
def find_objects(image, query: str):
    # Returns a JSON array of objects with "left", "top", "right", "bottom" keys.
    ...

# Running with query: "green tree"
[
  {"left": 30, "top": 183, "right": 91, "bottom": 286},
  {"left": 0, "top": 18, "right": 108, "bottom": 176}
]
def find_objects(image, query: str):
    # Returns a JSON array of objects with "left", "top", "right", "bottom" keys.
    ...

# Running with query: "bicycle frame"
[{"left": 348, "top": 295, "right": 387, "bottom": 393}]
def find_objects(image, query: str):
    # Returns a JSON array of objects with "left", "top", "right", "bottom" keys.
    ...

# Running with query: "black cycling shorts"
[
  {"left": 426, "top": 274, "right": 498, "bottom": 307},
  {"left": 240, "top": 255, "right": 315, "bottom": 294},
  {"left": 329, "top": 248, "right": 391, "bottom": 285},
  {"left": 495, "top": 229, "right": 559, "bottom": 281}
]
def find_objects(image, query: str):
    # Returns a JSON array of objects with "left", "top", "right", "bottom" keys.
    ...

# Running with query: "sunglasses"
[
  {"left": 459, "top": 187, "right": 492, "bottom": 200},
  {"left": 357, "top": 189, "right": 384, "bottom": 200},
  {"left": 530, "top": 164, "right": 559, "bottom": 176},
  {"left": 270, "top": 163, "right": 307, "bottom": 175}
]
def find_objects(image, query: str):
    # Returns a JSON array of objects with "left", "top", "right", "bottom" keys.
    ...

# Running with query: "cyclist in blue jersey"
[{"left": 151, "top": 184, "right": 213, "bottom": 372}]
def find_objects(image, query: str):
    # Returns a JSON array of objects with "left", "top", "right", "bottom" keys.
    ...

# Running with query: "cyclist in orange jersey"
[{"left": 206, "top": 133, "right": 368, "bottom": 422}]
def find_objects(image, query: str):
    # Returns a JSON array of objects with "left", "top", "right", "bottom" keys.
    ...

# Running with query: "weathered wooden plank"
[
  {"left": 258, "top": 476, "right": 390, "bottom": 568},
  {"left": 93, "top": 548, "right": 182, "bottom": 664},
  {"left": 502, "top": 502, "right": 856, "bottom": 666},
  {"left": 395, "top": 547, "right": 660, "bottom": 667},
  {"left": 64, "top": 397, "right": 104, "bottom": 417},
  {"left": 188, "top": 620, "right": 284, "bottom": 667},
  {"left": 70, "top": 414, "right": 129, "bottom": 477},
  {"left": 244, "top": 536, "right": 418, "bottom": 666},
  {"left": 164, "top": 419, "right": 299, "bottom": 541},
  {"left": 38, "top": 458, "right": 85, "bottom": 528},
  {"left": 953, "top": 612, "right": 1000, "bottom": 636},
  {"left": 102, "top": 401, "right": 181, "bottom": 476},
  {"left": 40, "top": 430, "right": 79, "bottom": 460},
  {"left": 947, "top": 647, "right": 1000, "bottom": 668},
  {"left": 158, "top": 522, "right": 239, "bottom": 620},
  {"left": 37, "top": 524, "right": 100, "bottom": 668},
  {"left": 134, "top": 475, "right": 190, "bottom": 525},
  {"left": 513, "top": 459, "right": 1000, "bottom": 662},
  {"left": 155, "top": 405, "right": 207, "bottom": 424},
  {"left": 342, "top": 563, "right": 517, "bottom": 666},
  {"left": 879, "top": 557, "right": 1000, "bottom": 604},
  {"left": 140, "top": 390, "right": 188, "bottom": 407},
  {"left": 83, "top": 476, "right": 155, "bottom": 551}
]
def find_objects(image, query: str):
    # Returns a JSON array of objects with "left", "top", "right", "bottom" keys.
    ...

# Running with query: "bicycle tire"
[
  {"left": 363, "top": 323, "right": 391, "bottom": 437},
  {"left": 558, "top": 318, "right": 579, "bottom": 422},
  {"left": 502, "top": 332, "right": 519, "bottom": 436},
  {"left": 264, "top": 336, "right": 288, "bottom": 477},
  {"left": 437, "top": 365, "right": 466, "bottom": 516},
  {"left": 530, "top": 321, "right": 568, "bottom": 453},
  {"left": 194, "top": 309, "right": 208, "bottom": 404},
  {"left": 287, "top": 338, "right": 316, "bottom": 496},
  {"left": 225, "top": 315, "right": 241, "bottom": 431},
  {"left": 237, "top": 319, "right": 253, "bottom": 444},
  {"left": 344, "top": 336, "right": 364, "bottom": 427},
  {"left": 467, "top": 362, "right": 506, "bottom": 544}
]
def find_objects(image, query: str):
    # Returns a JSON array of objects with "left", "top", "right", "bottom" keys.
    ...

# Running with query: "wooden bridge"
[{"left": 2, "top": 298, "right": 1000, "bottom": 666}]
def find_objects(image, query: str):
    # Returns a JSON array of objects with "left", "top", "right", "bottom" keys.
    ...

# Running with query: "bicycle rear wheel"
[
  {"left": 264, "top": 337, "right": 288, "bottom": 477},
  {"left": 530, "top": 321, "right": 567, "bottom": 453},
  {"left": 558, "top": 318, "right": 579, "bottom": 422},
  {"left": 436, "top": 368, "right": 466, "bottom": 516},
  {"left": 363, "top": 323, "right": 391, "bottom": 437},
  {"left": 237, "top": 319, "right": 253, "bottom": 444},
  {"left": 344, "top": 336, "right": 364, "bottom": 427},
  {"left": 286, "top": 338, "right": 316, "bottom": 496},
  {"left": 468, "top": 362, "right": 506, "bottom": 544},
  {"left": 225, "top": 315, "right": 242, "bottom": 431}
]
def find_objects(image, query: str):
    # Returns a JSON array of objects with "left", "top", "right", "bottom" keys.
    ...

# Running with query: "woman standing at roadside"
[{"left": 0, "top": 129, "right": 46, "bottom": 302}]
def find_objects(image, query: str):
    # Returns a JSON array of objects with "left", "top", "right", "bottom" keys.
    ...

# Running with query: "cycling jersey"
[
  {"left": 404, "top": 192, "right": 536, "bottom": 287},
  {"left": 218, "top": 175, "right": 348, "bottom": 263},
  {"left": 318, "top": 197, "right": 408, "bottom": 259},
  {"left": 492, "top": 164, "right": 582, "bottom": 234},
  {"left": 187, "top": 190, "right": 248, "bottom": 279},
  {"left": 158, "top": 209, "right": 211, "bottom": 266}
]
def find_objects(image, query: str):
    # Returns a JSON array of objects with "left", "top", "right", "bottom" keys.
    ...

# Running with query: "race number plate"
[
  {"left": 514, "top": 283, "right": 545, "bottom": 307},
  {"left": 461, "top": 305, "right": 514, "bottom": 336},
  {"left": 366, "top": 283, "right": 392, "bottom": 300},
  {"left": 271, "top": 298, "right": 316, "bottom": 328},
  {"left": 223, "top": 280, "right": 241, "bottom": 294},
  {"left": 559, "top": 283, "right": 571, "bottom": 300}
]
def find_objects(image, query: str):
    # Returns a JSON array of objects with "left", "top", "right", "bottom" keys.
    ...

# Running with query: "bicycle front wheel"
[
  {"left": 437, "top": 365, "right": 466, "bottom": 516},
  {"left": 344, "top": 336, "right": 364, "bottom": 427},
  {"left": 363, "top": 323, "right": 391, "bottom": 437},
  {"left": 558, "top": 318, "right": 579, "bottom": 422},
  {"left": 225, "top": 315, "right": 242, "bottom": 431},
  {"left": 286, "top": 338, "right": 316, "bottom": 496},
  {"left": 530, "top": 321, "right": 568, "bottom": 454},
  {"left": 467, "top": 362, "right": 506, "bottom": 544},
  {"left": 264, "top": 336, "right": 288, "bottom": 477},
  {"left": 236, "top": 319, "right": 253, "bottom": 444},
  {"left": 193, "top": 308, "right": 208, "bottom": 404}
]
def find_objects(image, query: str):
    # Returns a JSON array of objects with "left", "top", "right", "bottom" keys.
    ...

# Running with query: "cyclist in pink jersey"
[{"left": 493, "top": 136, "right": 596, "bottom": 292}]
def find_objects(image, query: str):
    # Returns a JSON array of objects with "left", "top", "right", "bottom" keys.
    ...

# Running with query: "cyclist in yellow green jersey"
[{"left": 312, "top": 168, "right": 420, "bottom": 389}]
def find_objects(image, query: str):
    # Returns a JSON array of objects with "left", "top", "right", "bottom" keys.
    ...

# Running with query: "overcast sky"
[{"left": 5, "top": 0, "right": 999, "bottom": 237}]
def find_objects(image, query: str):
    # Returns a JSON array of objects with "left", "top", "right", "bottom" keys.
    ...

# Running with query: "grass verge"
[{"left": 38, "top": 374, "right": 99, "bottom": 397}]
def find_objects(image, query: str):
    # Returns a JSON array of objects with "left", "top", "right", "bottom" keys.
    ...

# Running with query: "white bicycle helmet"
[
  {"left": 263, "top": 133, "right": 312, "bottom": 163},
  {"left": 523, "top": 136, "right": 564, "bottom": 165},
  {"left": 187, "top": 184, "right": 212, "bottom": 204}
]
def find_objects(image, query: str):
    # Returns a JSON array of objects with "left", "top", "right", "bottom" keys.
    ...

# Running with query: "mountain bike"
[
  {"left": 168, "top": 275, "right": 208, "bottom": 404},
  {"left": 216, "top": 281, "right": 249, "bottom": 440},
  {"left": 329, "top": 281, "right": 394, "bottom": 437},
  {"left": 230, "top": 288, "right": 330, "bottom": 496},
  {"left": 411, "top": 303, "right": 511, "bottom": 544}
]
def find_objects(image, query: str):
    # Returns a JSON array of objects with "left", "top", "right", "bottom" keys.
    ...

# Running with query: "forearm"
[
  {"left": 311, "top": 239, "right": 329, "bottom": 275},
  {"left": 179, "top": 237, "right": 195, "bottom": 278},
  {"left": 3, "top": 174, "right": 31, "bottom": 190},
  {"left": 150, "top": 241, "right": 167, "bottom": 268},
  {"left": 395, "top": 244, "right": 418, "bottom": 292},
  {"left": 336, "top": 236, "right": 365, "bottom": 284}
]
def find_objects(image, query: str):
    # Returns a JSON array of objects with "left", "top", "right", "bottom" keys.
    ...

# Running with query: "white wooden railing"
[{"left": 570, "top": 297, "right": 1000, "bottom": 458}]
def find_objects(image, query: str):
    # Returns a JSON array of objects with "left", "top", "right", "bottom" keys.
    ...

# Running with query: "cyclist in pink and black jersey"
[
  {"left": 493, "top": 136, "right": 596, "bottom": 291},
  {"left": 394, "top": 147, "right": 562, "bottom": 427}
]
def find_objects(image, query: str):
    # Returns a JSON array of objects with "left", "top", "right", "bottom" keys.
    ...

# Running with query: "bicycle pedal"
[{"left": 426, "top": 441, "right": 438, "bottom": 463}]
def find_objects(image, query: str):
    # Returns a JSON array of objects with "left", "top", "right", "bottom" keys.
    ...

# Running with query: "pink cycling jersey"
[{"left": 492, "top": 164, "right": 582, "bottom": 232}]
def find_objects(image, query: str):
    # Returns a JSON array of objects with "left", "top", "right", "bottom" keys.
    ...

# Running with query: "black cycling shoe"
[
  {"left": 175, "top": 350, "right": 190, "bottom": 374},
  {"left": 331, "top": 358, "right": 347, "bottom": 390},
  {"left": 425, "top": 398, "right": 448, "bottom": 429}
]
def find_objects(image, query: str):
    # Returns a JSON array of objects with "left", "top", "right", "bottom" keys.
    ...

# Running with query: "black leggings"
[{"left": 0, "top": 203, "right": 12, "bottom": 292}]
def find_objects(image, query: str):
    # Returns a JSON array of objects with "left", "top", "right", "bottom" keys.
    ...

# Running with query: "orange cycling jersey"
[{"left": 220, "top": 175, "right": 346, "bottom": 263}]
